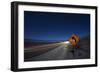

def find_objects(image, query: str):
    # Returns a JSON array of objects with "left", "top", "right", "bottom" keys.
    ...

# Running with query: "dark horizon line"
[{"left": 24, "top": 34, "right": 90, "bottom": 41}]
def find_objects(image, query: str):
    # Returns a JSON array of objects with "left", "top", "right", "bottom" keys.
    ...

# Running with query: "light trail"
[{"left": 63, "top": 41, "right": 70, "bottom": 44}]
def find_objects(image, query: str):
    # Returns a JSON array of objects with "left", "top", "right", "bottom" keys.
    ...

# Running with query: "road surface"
[
  {"left": 24, "top": 36, "right": 90, "bottom": 62},
  {"left": 25, "top": 43, "right": 90, "bottom": 61},
  {"left": 26, "top": 45, "right": 68, "bottom": 61}
]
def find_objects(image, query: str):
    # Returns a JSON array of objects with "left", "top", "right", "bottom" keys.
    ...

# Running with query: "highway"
[
  {"left": 26, "top": 45, "right": 68, "bottom": 61},
  {"left": 24, "top": 37, "right": 90, "bottom": 62}
]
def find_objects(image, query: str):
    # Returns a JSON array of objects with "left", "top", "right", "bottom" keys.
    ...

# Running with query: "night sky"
[{"left": 24, "top": 11, "right": 90, "bottom": 41}]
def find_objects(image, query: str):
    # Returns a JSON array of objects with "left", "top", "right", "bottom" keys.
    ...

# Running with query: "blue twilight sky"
[{"left": 24, "top": 11, "right": 90, "bottom": 41}]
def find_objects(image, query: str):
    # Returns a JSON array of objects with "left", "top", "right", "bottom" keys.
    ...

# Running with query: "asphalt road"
[
  {"left": 26, "top": 45, "right": 68, "bottom": 61},
  {"left": 25, "top": 45, "right": 90, "bottom": 61},
  {"left": 25, "top": 37, "right": 90, "bottom": 61}
]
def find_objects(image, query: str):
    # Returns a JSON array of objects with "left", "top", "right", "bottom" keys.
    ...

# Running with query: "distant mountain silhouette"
[{"left": 24, "top": 39, "right": 66, "bottom": 43}]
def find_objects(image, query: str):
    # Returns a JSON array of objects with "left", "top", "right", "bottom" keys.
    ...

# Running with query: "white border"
[{"left": 18, "top": 5, "right": 96, "bottom": 68}]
